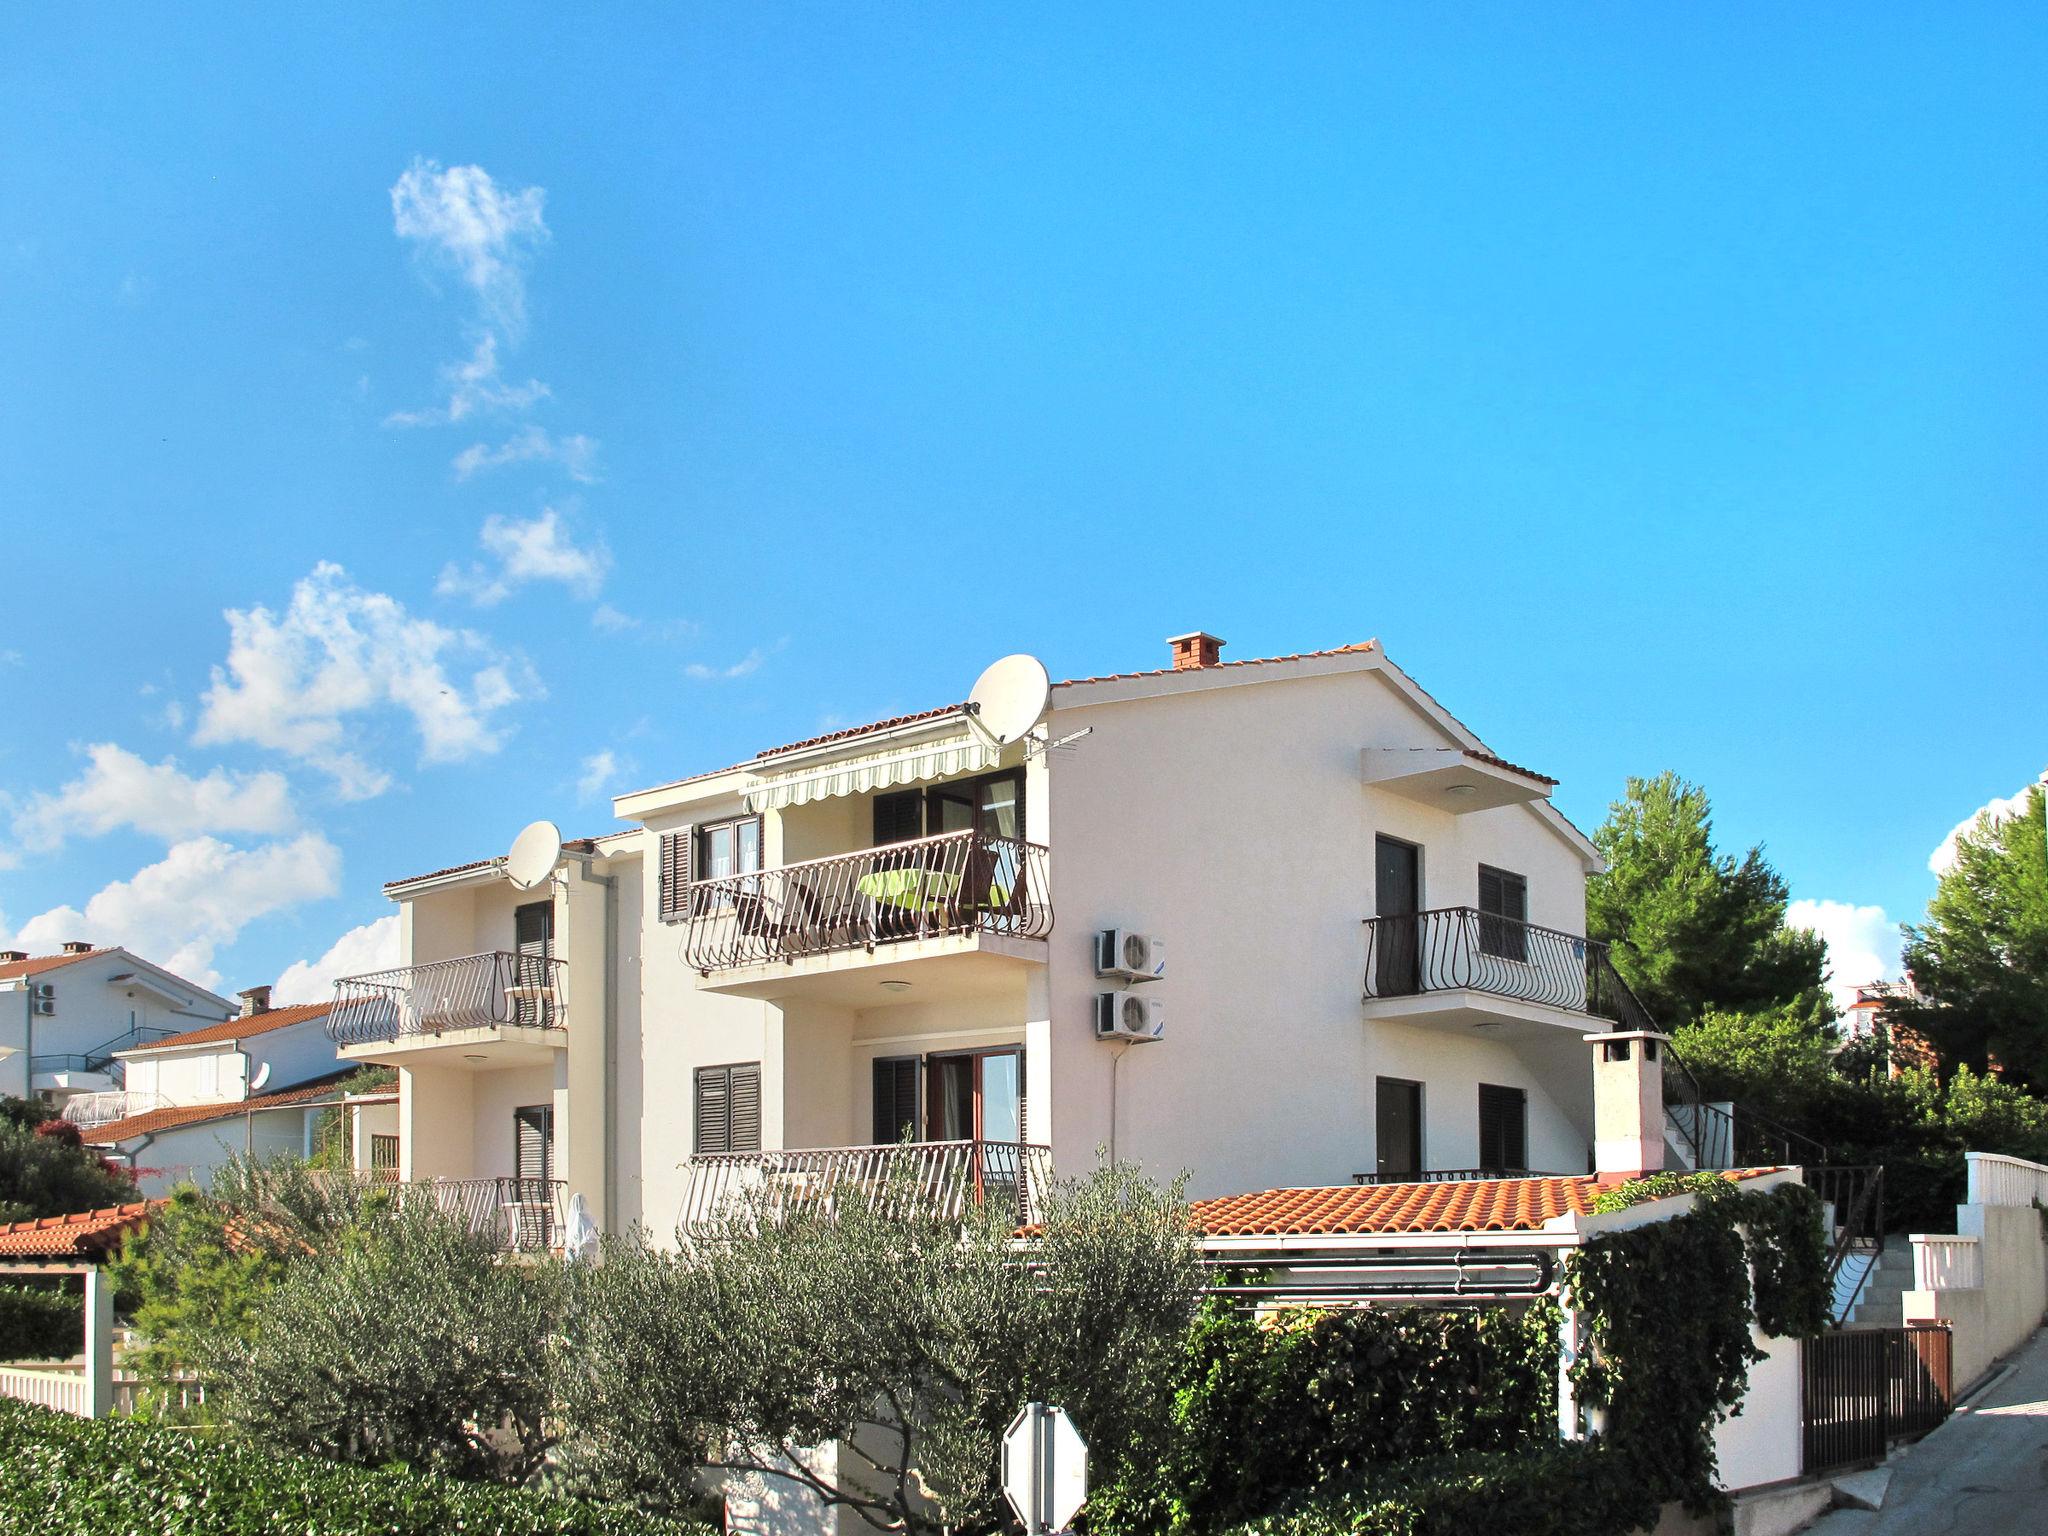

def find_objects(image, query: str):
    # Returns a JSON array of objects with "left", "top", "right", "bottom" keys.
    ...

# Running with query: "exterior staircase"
[{"left": 1840, "top": 1234, "right": 1915, "bottom": 1330}]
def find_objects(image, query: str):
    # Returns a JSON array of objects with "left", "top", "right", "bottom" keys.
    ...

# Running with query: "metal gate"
[{"left": 1803, "top": 1324, "right": 1953, "bottom": 1475}]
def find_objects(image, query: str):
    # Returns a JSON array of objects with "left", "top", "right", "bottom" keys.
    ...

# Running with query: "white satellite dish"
[
  {"left": 506, "top": 820, "right": 565, "bottom": 891},
  {"left": 248, "top": 1061, "right": 272, "bottom": 1091},
  {"left": 968, "top": 655, "right": 1051, "bottom": 747}
]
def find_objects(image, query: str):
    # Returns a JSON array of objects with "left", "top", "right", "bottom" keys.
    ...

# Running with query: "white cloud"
[
  {"left": 6, "top": 833, "right": 342, "bottom": 988},
  {"left": 272, "top": 914, "right": 401, "bottom": 1004},
  {"left": 385, "top": 333, "right": 549, "bottom": 428},
  {"left": 576, "top": 750, "right": 623, "bottom": 803},
  {"left": 1786, "top": 898, "right": 1903, "bottom": 1012},
  {"left": 684, "top": 647, "right": 773, "bottom": 682},
  {"left": 12, "top": 744, "right": 295, "bottom": 851},
  {"left": 195, "top": 562, "right": 530, "bottom": 799},
  {"left": 1930, "top": 773, "right": 2046, "bottom": 875},
  {"left": 390, "top": 158, "right": 548, "bottom": 338},
  {"left": 438, "top": 508, "right": 609, "bottom": 607},
  {"left": 452, "top": 424, "right": 598, "bottom": 482},
  {"left": 590, "top": 603, "right": 638, "bottom": 634}
]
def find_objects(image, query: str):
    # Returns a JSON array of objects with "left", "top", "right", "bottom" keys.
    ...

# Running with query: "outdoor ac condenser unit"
[
  {"left": 1094, "top": 928, "right": 1165, "bottom": 983},
  {"left": 1094, "top": 991, "right": 1164, "bottom": 1043},
  {"left": 33, "top": 998, "right": 56, "bottom": 1016}
]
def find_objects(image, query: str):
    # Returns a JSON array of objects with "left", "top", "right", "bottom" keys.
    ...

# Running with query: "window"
[
  {"left": 1375, "top": 1078, "right": 1423, "bottom": 1179},
  {"left": 1477, "top": 865, "right": 1529, "bottom": 962},
  {"left": 871, "top": 771, "right": 1026, "bottom": 846},
  {"left": 694, "top": 1062, "right": 762, "bottom": 1154},
  {"left": 925, "top": 1048, "right": 1024, "bottom": 1143},
  {"left": 1478, "top": 1084, "right": 1528, "bottom": 1173},
  {"left": 514, "top": 1104, "right": 554, "bottom": 1184},
  {"left": 873, "top": 1056, "right": 921, "bottom": 1144},
  {"left": 699, "top": 816, "right": 763, "bottom": 882}
]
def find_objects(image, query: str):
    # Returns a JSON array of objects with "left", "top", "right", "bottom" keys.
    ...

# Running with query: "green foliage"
[
  {"left": 1089, "top": 1299, "right": 1561, "bottom": 1536},
  {"left": 0, "top": 1096, "right": 47, "bottom": 1132},
  {"left": 1587, "top": 1170, "right": 1732, "bottom": 1214},
  {"left": 1563, "top": 1181, "right": 1828, "bottom": 1510},
  {"left": 112, "top": 1157, "right": 389, "bottom": 1419},
  {"left": 0, "top": 1115, "right": 138, "bottom": 1225},
  {"left": 554, "top": 1161, "right": 1203, "bottom": 1535},
  {"left": 213, "top": 1201, "right": 564, "bottom": 1483},
  {"left": 1898, "top": 786, "right": 2048, "bottom": 1083},
  {"left": 0, "top": 1399, "right": 709, "bottom": 1536},
  {"left": 1587, "top": 772, "right": 1830, "bottom": 1026},
  {"left": 306, "top": 1068, "right": 398, "bottom": 1171},
  {"left": 1203, "top": 1443, "right": 1650, "bottom": 1536},
  {"left": 0, "top": 1282, "right": 80, "bottom": 1362}
]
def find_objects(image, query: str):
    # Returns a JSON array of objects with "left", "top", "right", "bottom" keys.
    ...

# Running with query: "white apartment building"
[
  {"left": 332, "top": 633, "right": 1646, "bottom": 1239},
  {"left": 0, "top": 945, "right": 235, "bottom": 1109}
]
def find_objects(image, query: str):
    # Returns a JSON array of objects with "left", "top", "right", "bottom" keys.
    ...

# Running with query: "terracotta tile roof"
[
  {"left": 0, "top": 949, "right": 106, "bottom": 982},
  {"left": 83, "top": 1071, "right": 358, "bottom": 1145},
  {"left": 1463, "top": 748, "right": 1559, "bottom": 787},
  {"left": 383, "top": 837, "right": 601, "bottom": 894},
  {"left": 124, "top": 1001, "right": 334, "bottom": 1052},
  {"left": 0, "top": 1202, "right": 150, "bottom": 1261},
  {"left": 1188, "top": 1169, "right": 1780, "bottom": 1238},
  {"left": 757, "top": 704, "right": 970, "bottom": 760},
  {"left": 1051, "top": 640, "right": 1381, "bottom": 690}
]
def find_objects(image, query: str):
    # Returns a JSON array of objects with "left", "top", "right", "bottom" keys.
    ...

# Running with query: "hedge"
[
  {"left": 0, "top": 1284, "right": 80, "bottom": 1363},
  {"left": 0, "top": 1400, "right": 715, "bottom": 1536},
  {"left": 1216, "top": 1444, "right": 1653, "bottom": 1536}
]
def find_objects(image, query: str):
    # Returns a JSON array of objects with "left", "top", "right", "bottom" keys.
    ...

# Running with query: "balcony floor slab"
[
  {"left": 1360, "top": 988, "right": 1602, "bottom": 1044},
  {"left": 338, "top": 1024, "right": 564, "bottom": 1070},
  {"left": 694, "top": 932, "right": 1047, "bottom": 1006}
]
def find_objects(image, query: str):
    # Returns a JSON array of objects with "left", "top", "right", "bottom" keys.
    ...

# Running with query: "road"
[{"left": 1807, "top": 1326, "right": 2048, "bottom": 1534}]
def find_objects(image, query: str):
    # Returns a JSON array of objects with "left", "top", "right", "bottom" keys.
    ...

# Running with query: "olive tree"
[
  {"left": 213, "top": 1200, "right": 565, "bottom": 1483},
  {"left": 555, "top": 1162, "right": 1201, "bottom": 1534}
]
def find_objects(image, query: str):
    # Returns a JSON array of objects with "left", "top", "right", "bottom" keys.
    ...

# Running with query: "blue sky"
[{"left": 1, "top": 5, "right": 2043, "bottom": 1002}]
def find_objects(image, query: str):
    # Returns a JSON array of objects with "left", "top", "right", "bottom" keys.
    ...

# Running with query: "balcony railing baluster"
[
  {"left": 679, "top": 830, "right": 1052, "bottom": 974},
  {"left": 678, "top": 1140, "right": 1052, "bottom": 1229},
  {"left": 328, "top": 951, "right": 566, "bottom": 1046}
]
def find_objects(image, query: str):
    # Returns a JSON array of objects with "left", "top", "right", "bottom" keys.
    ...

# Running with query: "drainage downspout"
[{"left": 588, "top": 866, "right": 620, "bottom": 1235}]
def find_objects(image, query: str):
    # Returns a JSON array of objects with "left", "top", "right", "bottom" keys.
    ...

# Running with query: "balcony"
[
  {"left": 328, "top": 951, "right": 566, "bottom": 1067},
  {"left": 1360, "top": 907, "right": 1644, "bottom": 1039},
  {"left": 678, "top": 1140, "right": 1052, "bottom": 1230},
  {"left": 395, "top": 1176, "right": 568, "bottom": 1255},
  {"left": 680, "top": 830, "right": 1052, "bottom": 1001}
]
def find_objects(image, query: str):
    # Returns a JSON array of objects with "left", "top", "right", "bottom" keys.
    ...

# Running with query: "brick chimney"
[
  {"left": 0, "top": 950, "right": 26, "bottom": 963},
  {"left": 238, "top": 984, "right": 272, "bottom": 1018},
  {"left": 60, "top": 941, "right": 95, "bottom": 955},
  {"left": 1167, "top": 631, "right": 1226, "bottom": 670},
  {"left": 1588, "top": 1030, "right": 1672, "bottom": 1178}
]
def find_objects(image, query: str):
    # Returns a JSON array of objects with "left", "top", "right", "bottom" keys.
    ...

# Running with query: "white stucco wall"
[
  {"left": 1713, "top": 1324, "right": 1803, "bottom": 1491},
  {"left": 0, "top": 952, "right": 233, "bottom": 1100},
  {"left": 1904, "top": 1200, "right": 2048, "bottom": 1392},
  {"left": 118, "top": 1104, "right": 321, "bottom": 1197}
]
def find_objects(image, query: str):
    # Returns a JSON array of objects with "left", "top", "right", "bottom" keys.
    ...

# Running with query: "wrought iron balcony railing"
[
  {"left": 1352, "top": 1167, "right": 1563, "bottom": 1186},
  {"left": 679, "top": 830, "right": 1052, "bottom": 974},
  {"left": 679, "top": 1139, "right": 1052, "bottom": 1229},
  {"left": 327, "top": 950, "right": 566, "bottom": 1047},
  {"left": 396, "top": 1176, "right": 568, "bottom": 1254},
  {"left": 1362, "top": 906, "right": 1633, "bottom": 1016}
]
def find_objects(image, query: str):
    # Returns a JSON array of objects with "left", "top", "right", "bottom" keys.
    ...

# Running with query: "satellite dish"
[
  {"left": 506, "top": 820, "right": 565, "bottom": 891},
  {"left": 248, "top": 1061, "right": 272, "bottom": 1091},
  {"left": 968, "top": 655, "right": 1051, "bottom": 746}
]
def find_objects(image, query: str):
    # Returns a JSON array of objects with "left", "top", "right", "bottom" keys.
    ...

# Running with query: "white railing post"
[
  {"left": 1912, "top": 1234, "right": 1984, "bottom": 1292},
  {"left": 1963, "top": 1151, "right": 2048, "bottom": 1208},
  {"left": 84, "top": 1267, "right": 114, "bottom": 1419}
]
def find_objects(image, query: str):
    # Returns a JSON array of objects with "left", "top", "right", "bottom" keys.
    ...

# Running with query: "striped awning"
[{"left": 743, "top": 734, "right": 1001, "bottom": 812}]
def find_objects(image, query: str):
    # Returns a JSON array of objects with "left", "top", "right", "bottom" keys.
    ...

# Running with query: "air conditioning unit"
[
  {"left": 31, "top": 983, "right": 55, "bottom": 1000},
  {"left": 1095, "top": 991, "right": 1164, "bottom": 1043},
  {"left": 1095, "top": 929, "right": 1165, "bottom": 983},
  {"left": 33, "top": 998, "right": 56, "bottom": 1016}
]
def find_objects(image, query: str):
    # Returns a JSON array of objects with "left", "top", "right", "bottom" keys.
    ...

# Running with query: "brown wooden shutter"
[
  {"left": 659, "top": 828, "right": 693, "bottom": 924},
  {"left": 729, "top": 1064, "right": 762, "bottom": 1152},
  {"left": 873, "top": 1057, "right": 920, "bottom": 1144},
  {"left": 515, "top": 1104, "right": 554, "bottom": 1183},
  {"left": 693, "top": 1067, "right": 730, "bottom": 1155},
  {"left": 1478, "top": 1084, "right": 1527, "bottom": 1172}
]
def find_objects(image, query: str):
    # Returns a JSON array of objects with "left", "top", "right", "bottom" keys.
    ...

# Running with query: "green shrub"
[
  {"left": 0, "top": 1116, "right": 137, "bottom": 1225},
  {"left": 0, "top": 1283, "right": 80, "bottom": 1362},
  {"left": 1088, "top": 1299, "right": 1561, "bottom": 1536},
  {"left": 1215, "top": 1443, "right": 1650, "bottom": 1536},
  {"left": 0, "top": 1398, "right": 710, "bottom": 1536}
]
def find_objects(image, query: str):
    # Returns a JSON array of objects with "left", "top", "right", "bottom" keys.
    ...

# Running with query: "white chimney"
[
  {"left": 1587, "top": 1030, "right": 1671, "bottom": 1178},
  {"left": 238, "top": 984, "right": 272, "bottom": 1018}
]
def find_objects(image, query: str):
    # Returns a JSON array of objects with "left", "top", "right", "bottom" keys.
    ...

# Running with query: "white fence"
[
  {"left": 0, "top": 1365, "right": 88, "bottom": 1416},
  {"left": 1965, "top": 1152, "right": 2048, "bottom": 1209},
  {"left": 1913, "top": 1234, "right": 1984, "bottom": 1291}
]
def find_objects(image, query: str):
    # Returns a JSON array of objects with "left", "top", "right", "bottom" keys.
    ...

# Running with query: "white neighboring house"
[
  {"left": 0, "top": 945, "right": 234, "bottom": 1110},
  {"left": 330, "top": 631, "right": 1688, "bottom": 1239},
  {"left": 81, "top": 986, "right": 377, "bottom": 1197}
]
